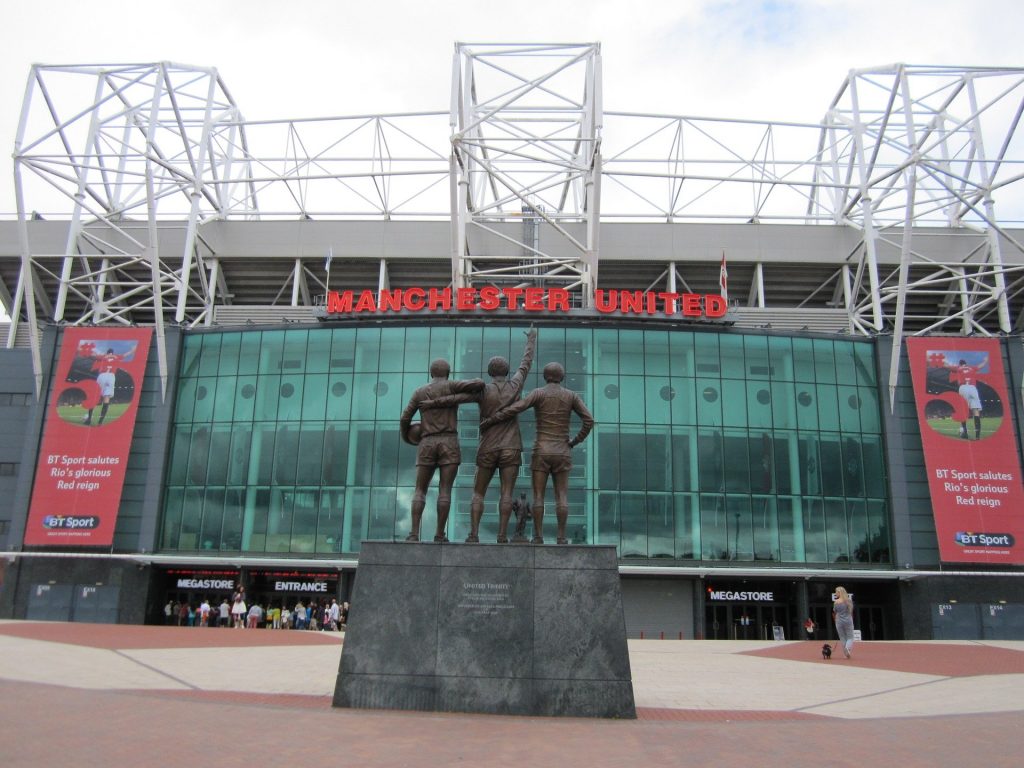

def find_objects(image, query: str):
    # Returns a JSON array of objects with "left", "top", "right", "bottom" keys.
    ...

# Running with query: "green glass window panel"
[
  {"left": 824, "top": 497, "right": 848, "bottom": 562},
  {"left": 813, "top": 339, "right": 837, "bottom": 384},
  {"left": 199, "top": 489, "right": 225, "bottom": 550},
  {"left": 282, "top": 329, "right": 309, "bottom": 373},
  {"left": 351, "top": 374, "right": 380, "bottom": 419},
  {"left": 596, "top": 428, "right": 619, "bottom": 491},
  {"left": 322, "top": 424, "right": 350, "bottom": 487},
  {"left": 371, "top": 426, "right": 401, "bottom": 487},
  {"left": 481, "top": 326, "right": 512, "bottom": 377},
  {"left": 396, "top": 434, "right": 419, "bottom": 487},
  {"left": 565, "top": 487, "right": 589, "bottom": 544},
  {"left": 867, "top": 499, "right": 891, "bottom": 562},
  {"left": 277, "top": 375, "right": 304, "bottom": 421},
  {"left": 212, "top": 376, "right": 237, "bottom": 422},
  {"left": 174, "top": 378, "right": 198, "bottom": 423},
  {"left": 179, "top": 488, "right": 204, "bottom": 550},
  {"left": 227, "top": 428, "right": 252, "bottom": 486},
  {"left": 854, "top": 343, "right": 877, "bottom": 386},
  {"left": 816, "top": 385, "right": 840, "bottom": 430},
  {"left": 218, "top": 334, "right": 241, "bottom": 376},
  {"left": 192, "top": 378, "right": 216, "bottom": 423},
  {"left": 595, "top": 492, "right": 619, "bottom": 547},
  {"left": 645, "top": 430, "right": 671, "bottom": 492},
  {"left": 792, "top": 338, "right": 816, "bottom": 382},
  {"left": 699, "top": 494, "right": 727, "bottom": 559},
  {"left": 206, "top": 426, "right": 232, "bottom": 485},
  {"left": 647, "top": 493, "right": 674, "bottom": 558},
  {"left": 795, "top": 386, "right": 819, "bottom": 430},
  {"left": 238, "top": 333, "right": 261, "bottom": 375},
  {"left": 772, "top": 432, "right": 796, "bottom": 494},
  {"left": 367, "top": 487, "right": 398, "bottom": 541},
  {"left": 325, "top": 374, "right": 353, "bottom": 421},
  {"left": 833, "top": 341, "right": 857, "bottom": 386},
  {"left": 644, "top": 376, "right": 671, "bottom": 425},
  {"left": 197, "top": 334, "right": 222, "bottom": 377},
  {"left": 644, "top": 330, "right": 670, "bottom": 375},
  {"left": 221, "top": 488, "right": 244, "bottom": 550},
  {"left": 594, "top": 375, "right": 620, "bottom": 422},
  {"left": 840, "top": 437, "right": 865, "bottom": 497},
  {"left": 719, "top": 335, "right": 745, "bottom": 379},
  {"left": 744, "top": 335, "right": 771, "bottom": 380},
  {"left": 306, "top": 329, "right": 331, "bottom": 374},
  {"left": 161, "top": 488, "right": 184, "bottom": 549},
  {"left": 619, "top": 492, "right": 648, "bottom": 558},
  {"left": 694, "top": 333, "right": 720, "bottom": 375},
  {"left": 619, "top": 376, "right": 645, "bottom": 424},
  {"left": 454, "top": 326, "right": 482, "bottom": 378},
  {"left": 179, "top": 336, "right": 202, "bottom": 378},
  {"left": 674, "top": 494, "right": 699, "bottom": 559},
  {"left": 669, "top": 331, "right": 695, "bottom": 377},
  {"left": 749, "top": 432, "right": 773, "bottom": 493},
  {"left": 798, "top": 435, "right": 822, "bottom": 495},
  {"left": 835, "top": 385, "right": 860, "bottom": 434},
  {"left": 233, "top": 376, "right": 257, "bottom": 422},
  {"left": 266, "top": 489, "right": 295, "bottom": 552},
  {"left": 374, "top": 373, "right": 403, "bottom": 421},
  {"left": 188, "top": 427, "right": 210, "bottom": 485},
  {"left": 566, "top": 327, "right": 591, "bottom": 374},
  {"left": 696, "top": 379, "right": 722, "bottom": 426},
  {"left": 258, "top": 331, "right": 285, "bottom": 374},
  {"left": 329, "top": 329, "right": 356, "bottom": 371},
  {"left": 698, "top": 430, "right": 723, "bottom": 492},
  {"left": 752, "top": 496, "right": 780, "bottom": 561},
  {"left": 669, "top": 377, "right": 696, "bottom": 425},
  {"left": 428, "top": 327, "right": 455, "bottom": 365},
  {"left": 747, "top": 382, "right": 772, "bottom": 429},
  {"left": 723, "top": 432, "right": 750, "bottom": 493},
  {"left": 351, "top": 424, "right": 376, "bottom": 486},
  {"left": 819, "top": 436, "right": 844, "bottom": 496},
  {"left": 803, "top": 498, "right": 827, "bottom": 562},
  {"left": 344, "top": 488, "right": 369, "bottom": 552},
  {"left": 273, "top": 425, "right": 300, "bottom": 485},
  {"left": 290, "top": 489, "right": 319, "bottom": 553},
  {"left": 301, "top": 374, "right": 328, "bottom": 421},
  {"left": 376, "top": 328, "right": 406, "bottom": 373},
  {"left": 768, "top": 336, "right": 794, "bottom": 381},
  {"left": 847, "top": 499, "right": 870, "bottom": 563},
  {"left": 594, "top": 329, "right": 619, "bottom": 375},
  {"left": 397, "top": 327, "right": 426, "bottom": 374},
  {"left": 769, "top": 382, "right": 796, "bottom": 429},
  {"left": 727, "top": 495, "right": 753, "bottom": 560},
  {"left": 858, "top": 386, "right": 881, "bottom": 433},
  {"left": 241, "top": 487, "right": 270, "bottom": 552},
  {"left": 536, "top": 327, "right": 566, "bottom": 377},
  {"left": 295, "top": 428, "right": 325, "bottom": 485},
  {"left": 252, "top": 426, "right": 277, "bottom": 485},
  {"left": 167, "top": 428, "right": 192, "bottom": 485},
  {"left": 671, "top": 429, "right": 696, "bottom": 492},
  {"left": 861, "top": 435, "right": 886, "bottom": 498},
  {"left": 254, "top": 374, "right": 281, "bottom": 421},
  {"left": 721, "top": 380, "right": 747, "bottom": 426},
  {"left": 316, "top": 490, "right": 345, "bottom": 553},
  {"left": 777, "top": 497, "right": 803, "bottom": 562},
  {"left": 619, "top": 432, "right": 646, "bottom": 491}
]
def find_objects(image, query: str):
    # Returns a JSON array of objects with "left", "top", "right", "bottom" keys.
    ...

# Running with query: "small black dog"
[{"left": 821, "top": 643, "right": 833, "bottom": 660}]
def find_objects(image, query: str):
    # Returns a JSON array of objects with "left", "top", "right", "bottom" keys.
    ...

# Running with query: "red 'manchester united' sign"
[{"left": 326, "top": 287, "right": 728, "bottom": 318}]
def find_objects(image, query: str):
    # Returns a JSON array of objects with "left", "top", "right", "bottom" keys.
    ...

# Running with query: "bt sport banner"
[
  {"left": 23, "top": 327, "right": 152, "bottom": 547},
  {"left": 907, "top": 337, "right": 1024, "bottom": 564}
]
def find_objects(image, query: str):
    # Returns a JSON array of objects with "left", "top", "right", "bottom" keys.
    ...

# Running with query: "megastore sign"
[
  {"left": 325, "top": 287, "right": 728, "bottom": 319},
  {"left": 707, "top": 590, "right": 775, "bottom": 602}
]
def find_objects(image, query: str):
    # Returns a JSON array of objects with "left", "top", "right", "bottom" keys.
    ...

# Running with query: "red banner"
[
  {"left": 24, "top": 328, "right": 152, "bottom": 547},
  {"left": 907, "top": 337, "right": 1024, "bottom": 564}
]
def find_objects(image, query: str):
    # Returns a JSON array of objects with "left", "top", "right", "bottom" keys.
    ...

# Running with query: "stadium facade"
[{"left": 0, "top": 46, "right": 1023, "bottom": 640}]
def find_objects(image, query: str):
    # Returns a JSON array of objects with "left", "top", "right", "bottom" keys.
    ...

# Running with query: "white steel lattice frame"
[{"left": 10, "top": 55, "right": 1024, "bottom": 406}]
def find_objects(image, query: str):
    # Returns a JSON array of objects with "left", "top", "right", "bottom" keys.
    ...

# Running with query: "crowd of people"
[{"left": 163, "top": 587, "right": 349, "bottom": 631}]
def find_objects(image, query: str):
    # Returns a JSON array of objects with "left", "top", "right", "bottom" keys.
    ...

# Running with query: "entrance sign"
[
  {"left": 907, "top": 337, "right": 1024, "bottom": 564},
  {"left": 24, "top": 327, "right": 152, "bottom": 547}
]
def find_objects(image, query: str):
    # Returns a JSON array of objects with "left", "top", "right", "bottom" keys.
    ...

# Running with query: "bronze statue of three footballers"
[{"left": 399, "top": 328, "right": 593, "bottom": 544}]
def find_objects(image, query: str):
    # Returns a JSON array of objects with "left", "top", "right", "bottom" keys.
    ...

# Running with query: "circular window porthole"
[
  {"left": 604, "top": 384, "right": 620, "bottom": 400},
  {"left": 240, "top": 384, "right": 255, "bottom": 400},
  {"left": 797, "top": 391, "right": 813, "bottom": 407},
  {"left": 702, "top": 387, "right": 719, "bottom": 403},
  {"left": 374, "top": 381, "right": 389, "bottom": 397},
  {"left": 281, "top": 383, "right": 295, "bottom": 398},
  {"left": 331, "top": 382, "right": 348, "bottom": 397},
  {"left": 196, "top": 385, "right": 208, "bottom": 400},
  {"left": 756, "top": 389, "right": 771, "bottom": 405},
  {"left": 660, "top": 385, "right": 676, "bottom": 402},
  {"left": 848, "top": 394, "right": 862, "bottom": 410}
]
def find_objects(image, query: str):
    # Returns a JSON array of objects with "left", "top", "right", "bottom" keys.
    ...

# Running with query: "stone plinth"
[{"left": 333, "top": 541, "right": 635, "bottom": 718}]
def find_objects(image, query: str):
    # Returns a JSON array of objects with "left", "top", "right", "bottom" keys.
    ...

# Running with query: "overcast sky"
[{"left": 3, "top": 0, "right": 1022, "bottom": 214}]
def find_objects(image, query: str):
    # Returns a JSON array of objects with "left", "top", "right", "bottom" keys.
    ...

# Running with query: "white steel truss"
[{"left": 8, "top": 55, "right": 1024, "bottom": 405}]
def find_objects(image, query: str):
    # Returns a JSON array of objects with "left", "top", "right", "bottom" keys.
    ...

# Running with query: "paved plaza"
[{"left": 0, "top": 620, "right": 1021, "bottom": 767}]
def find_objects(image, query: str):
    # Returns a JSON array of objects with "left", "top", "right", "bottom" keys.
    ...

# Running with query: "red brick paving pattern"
[{"left": 743, "top": 640, "right": 1024, "bottom": 677}]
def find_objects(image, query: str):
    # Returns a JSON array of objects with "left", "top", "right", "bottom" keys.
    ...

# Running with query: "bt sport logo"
[
  {"left": 43, "top": 515, "right": 100, "bottom": 530},
  {"left": 954, "top": 531, "right": 1014, "bottom": 548}
]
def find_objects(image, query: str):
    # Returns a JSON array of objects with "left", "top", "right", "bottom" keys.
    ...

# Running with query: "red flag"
[{"left": 719, "top": 251, "right": 728, "bottom": 303}]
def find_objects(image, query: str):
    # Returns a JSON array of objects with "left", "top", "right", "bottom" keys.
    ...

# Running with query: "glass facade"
[{"left": 161, "top": 325, "right": 891, "bottom": 566}]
